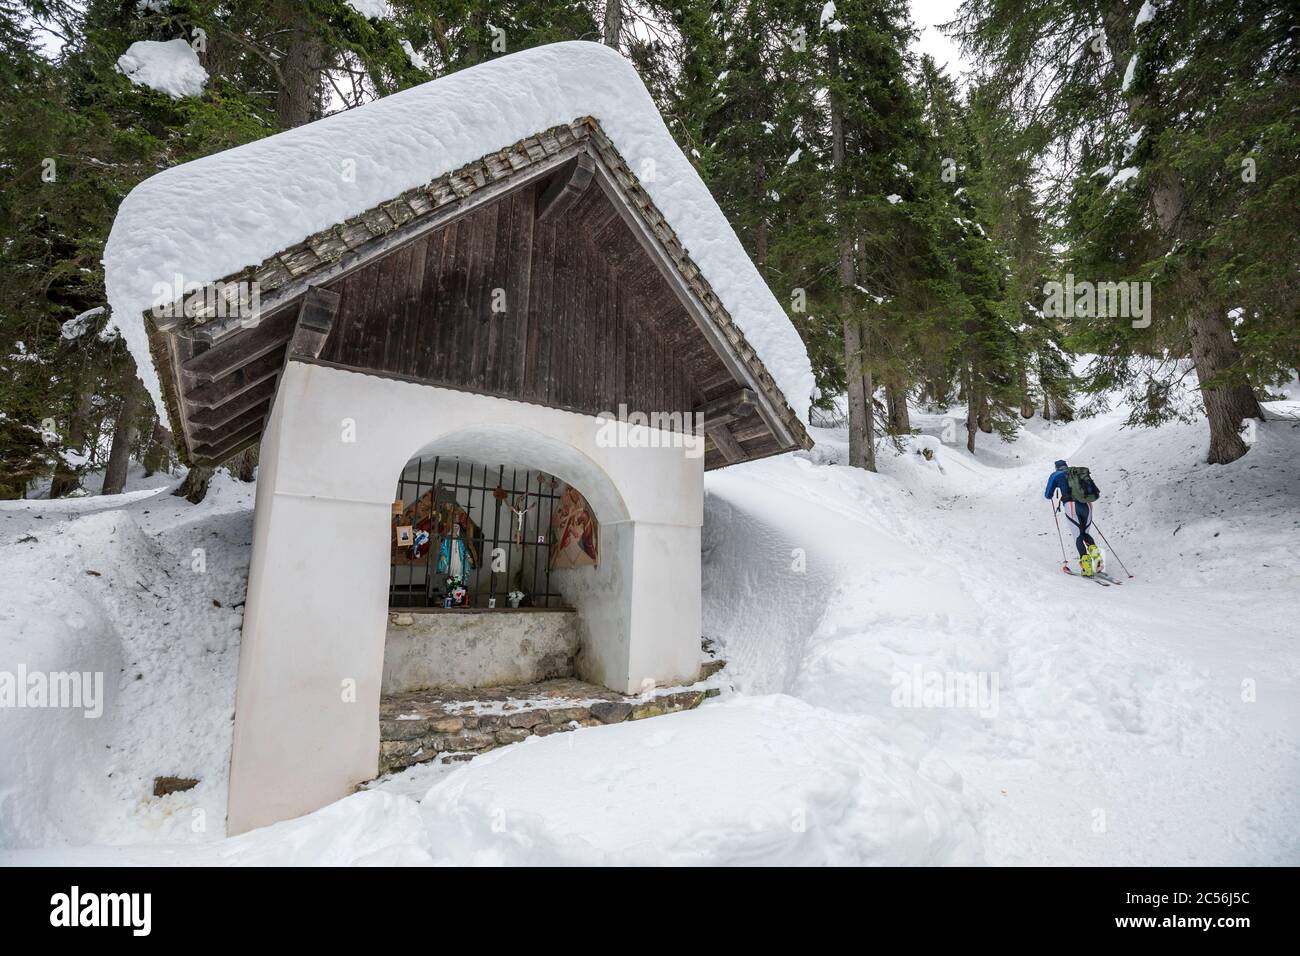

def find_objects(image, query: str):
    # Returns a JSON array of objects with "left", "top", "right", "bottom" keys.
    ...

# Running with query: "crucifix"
[{"left": 509, "top": 494, "right": 534, "bottom": 545}]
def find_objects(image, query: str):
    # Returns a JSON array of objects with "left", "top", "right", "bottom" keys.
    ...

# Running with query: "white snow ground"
[{"left": 2, "top": 399, "right": 1297, "bottom": 865}]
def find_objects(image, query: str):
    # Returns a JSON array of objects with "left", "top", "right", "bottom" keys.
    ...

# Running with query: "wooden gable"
[{"left": 147, "top": 119, "right": 811, "bottom": 470}]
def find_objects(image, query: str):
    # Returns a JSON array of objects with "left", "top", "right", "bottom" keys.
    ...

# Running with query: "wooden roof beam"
[
  {"left": 536, "top": 151, "right": 595, "bottom": 223},
  {"left": 179, "top": 306, "right": 297, "bottom": 381},
  {"left": 188, "top": 404, "right": 268, "bottom": 447},
  {"left": 190, "top": 419, "right": 264, "bottom": 464},
  {"left": 694, "top": 388, "right": 755, "bottom": 428},
  {"left": 188, "top": 147, "right": 581, "bottom": 342},
  {"left": 184, "top": 346, "right": 286, "bottom": 409},
  {"left": 188, "top": 379, "right": 277, "bottom": 429}
]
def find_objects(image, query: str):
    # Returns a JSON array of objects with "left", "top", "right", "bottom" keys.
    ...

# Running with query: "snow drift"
[{"left": 3, "top": 399, "right": 1297, "bottom": 865}]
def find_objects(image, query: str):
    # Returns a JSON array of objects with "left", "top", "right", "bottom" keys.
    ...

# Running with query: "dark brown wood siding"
[{"left": 318, "top": 177, "right": 707, "bottom": 424}]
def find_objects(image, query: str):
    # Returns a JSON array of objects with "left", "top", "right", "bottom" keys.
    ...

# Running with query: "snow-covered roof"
[{"left": 105, "top": 41, "right": 816, "bottom": 425}]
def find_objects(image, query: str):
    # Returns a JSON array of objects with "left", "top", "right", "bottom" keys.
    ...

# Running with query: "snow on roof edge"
[{"left": 104, "top": 41, "right": 815, "bottom": 426}]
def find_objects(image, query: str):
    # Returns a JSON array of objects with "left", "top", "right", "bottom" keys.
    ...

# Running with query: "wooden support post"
[
  {"left": 705, "top": 422, "right": 745, "bottom": 463},
  {"left": 287, "top": 286, "right": 341, "bottom": 361}
]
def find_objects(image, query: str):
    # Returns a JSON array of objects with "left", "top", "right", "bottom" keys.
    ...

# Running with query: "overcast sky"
[{"left": 909, "top": 0, "right": 970, "bottom": 79}]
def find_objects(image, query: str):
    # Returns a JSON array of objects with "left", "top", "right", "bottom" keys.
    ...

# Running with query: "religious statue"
[{"left": 437, "top": 519, "right": 474, "bottom": 577}]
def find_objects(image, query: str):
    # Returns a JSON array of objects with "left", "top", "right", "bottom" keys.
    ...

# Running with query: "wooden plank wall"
[{"left": 319, "top": 177, "right": 706, "bottom": 424}]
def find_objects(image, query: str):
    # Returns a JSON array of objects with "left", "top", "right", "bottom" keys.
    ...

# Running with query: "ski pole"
[
  {"left": 1091, "top": 520, "right": 1134, "bottom": 579},
  {"left": 1049, "top": 496, "right": 1070, "bottom": 572}
]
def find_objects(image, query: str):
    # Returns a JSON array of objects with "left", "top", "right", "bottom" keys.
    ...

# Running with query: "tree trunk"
[
  {"left": 50, "top": 383, "right": 94, "bottom": 498},
  {"left": 754, "top": 158, "right": 768, "bottom": 271},
  {"left": 602, "top": 0, "right": 622, "bottom": 48},
  {"left": 843, "top": 316, "right": 869, "bottom": 466},
  {"left": 885, "top": 383, "right": 911, "bottom": 434},
  {"left": 1019, "top": 367, "right": 1036, "bottom": 418},
  {"left": 964, "top": 368, "right": 978, "bottom": 453},
  {"left": 275, "top": 1, "right": 323, "bottom": 129},
  {"left": 100, "top": 388, "right": 141, "bottom": 495},
  {"left": 829, "top": 33, "right": 875, "bottom": 472},
  {"left": 228, "top": 446, "right": 258, "bottom": 482},
  {"left": 859, "top": 316, "right": 878, "bottom": 470},
  {"left": 142, "top": 421, "right": 171, "bottom": 477},
  {"left": 174, "top": 465, "right": 212, "bottom": 504},
  {"left": 1101, "top": 7, "right": 1262, "bottom": 465},
  {"left": 1187, "top": 304, "right": 1264, "bottom": 464}
]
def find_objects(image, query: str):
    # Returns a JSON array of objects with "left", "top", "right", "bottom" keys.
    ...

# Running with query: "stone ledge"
[{"left": 376, "top": 674, "right": 723, "bottom": 777}]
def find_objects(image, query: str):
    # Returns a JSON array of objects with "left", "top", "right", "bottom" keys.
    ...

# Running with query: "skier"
[{"left": 1044, "top": 459, "right": 1104, "bottom": 576}]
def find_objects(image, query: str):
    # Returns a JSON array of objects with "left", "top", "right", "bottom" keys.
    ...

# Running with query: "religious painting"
[
  {"left": 392, "top": 483, "right": 481, "bottom": 568},
  {"left": 548, "top": 483, "right": 599, "bottom": 570}
]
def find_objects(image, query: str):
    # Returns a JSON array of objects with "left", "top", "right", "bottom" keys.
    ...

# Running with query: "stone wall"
[
  {"left": 378, "top": 677, "right": 714, "bottom": 775},
  {"left": 382, "top": 609, "right": 579, "bottom": 694}
]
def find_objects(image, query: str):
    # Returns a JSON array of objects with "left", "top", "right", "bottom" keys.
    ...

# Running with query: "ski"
[
  {"left": 1094, "top": 571, "right": 1125, "bottom": 585},
  {"left": 1063, "top": 567, "right": 1110, "bottom": 586}
]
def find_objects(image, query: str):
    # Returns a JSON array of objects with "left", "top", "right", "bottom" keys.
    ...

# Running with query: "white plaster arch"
[
  {"left": 404, "top": 423, "right": 631, "bottom": 526},
  {"left": 226, "top": 363, "right": 703, "bottom": 835}
]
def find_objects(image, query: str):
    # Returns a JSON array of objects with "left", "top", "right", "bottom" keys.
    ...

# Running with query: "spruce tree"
[{"left": 957, "top": 0, "right": 1297, "bottom": 463}]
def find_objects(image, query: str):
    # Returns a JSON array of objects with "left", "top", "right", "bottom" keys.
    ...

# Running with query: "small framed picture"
[
  {"left": 391, "top": 500, "right": 404, "bottom": 515},
  {"left": 395, "top": 525, "right": 414, "bottom": 547},
  {"left": 487, "top": 596, "right": 497, "bottom": 608},
  {"left": 537, "top": 534, "right": 545, "bottom": 544}
]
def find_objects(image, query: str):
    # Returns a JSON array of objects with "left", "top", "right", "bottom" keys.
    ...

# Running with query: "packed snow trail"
[
  {"left": 771, "top": 404, "right": 1300, "bottom": 864},
  {"left": 1, "top": 404, "right": 1296, "bottom": 864}
]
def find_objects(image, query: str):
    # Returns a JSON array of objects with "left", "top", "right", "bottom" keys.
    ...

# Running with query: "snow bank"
[
  {"left": 420, "top": 695, "right": 979, "bottom": 865},
  {"left": 0, "top": 790, "right": 430, "bottom": 866},
  {"left": 116, "top": 39, "right": 208, "bottom": 99},
  {"left": 0, "top": 476, "right": 252, "bottom": 849},
  {"left": 104, "top": 41, "right": 815, "bottom": 422}
]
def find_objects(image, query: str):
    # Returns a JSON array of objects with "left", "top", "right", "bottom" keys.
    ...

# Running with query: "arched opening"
[
  {"left": 388, "top": 423, "right": 629, "bottom": 610},
  {"left": 388, "top": 456, "right": 575, "bottom": 611},
  {"left": 380, "top": 425, "right": 631, "bottom": 701}
]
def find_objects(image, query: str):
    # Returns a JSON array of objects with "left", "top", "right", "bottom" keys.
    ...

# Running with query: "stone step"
[{"left": 376, "top": 671, "right": 724, "bottom": 777}]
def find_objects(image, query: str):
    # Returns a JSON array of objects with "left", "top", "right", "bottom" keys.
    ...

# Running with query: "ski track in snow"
[
  {"left": 781, "top": 404, "right": 1300, "bottom": 865},
  {"left": 1, "top": 405, "right": 1297, "bottom": 865}
]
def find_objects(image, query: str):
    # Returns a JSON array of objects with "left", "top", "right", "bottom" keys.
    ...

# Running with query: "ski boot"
[
  {"left": 1079, "top": 551, "right": 1095, "bottom": 576},
  {"left": 1087, "top": 543, "right": 1104, "bottom": 574}
]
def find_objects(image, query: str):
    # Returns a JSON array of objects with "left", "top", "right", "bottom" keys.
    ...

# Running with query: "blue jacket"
[{"left": 1044, "top": 468, "right": 1072, "bottom": 501}]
